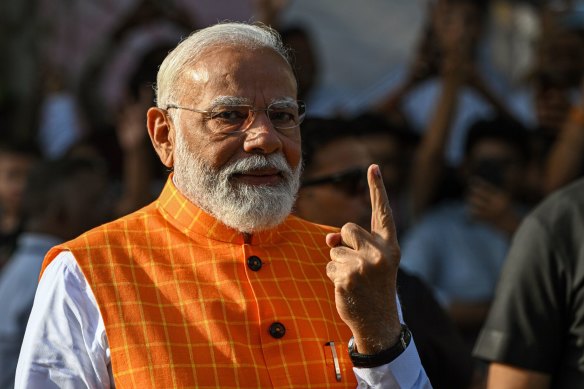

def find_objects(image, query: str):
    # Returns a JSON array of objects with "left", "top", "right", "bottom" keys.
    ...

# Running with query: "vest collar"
[{"left": 156, "top": 174, "right": 287, "bottom": 245}]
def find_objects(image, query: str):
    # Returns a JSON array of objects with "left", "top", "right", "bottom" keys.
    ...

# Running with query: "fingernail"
[{"left": 375, "top": 165, "right": 382, "bottom": 179}]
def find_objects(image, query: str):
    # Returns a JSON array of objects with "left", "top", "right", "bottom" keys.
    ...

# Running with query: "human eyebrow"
[
  {"left": 207, "top": 96, "right": 251, "bottom": 109},
  {"left": 269, "top": 98, "right": 297, "bottom": 107}
]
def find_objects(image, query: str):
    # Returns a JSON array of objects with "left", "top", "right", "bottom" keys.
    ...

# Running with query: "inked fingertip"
[{"left": 373, "top": 164, "right": 382, "bottom": 179}]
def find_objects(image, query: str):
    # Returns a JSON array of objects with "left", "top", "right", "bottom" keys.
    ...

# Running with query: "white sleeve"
[
  {"left": 353, "top": 339, "right": 432, "bottom": 388},
  {"left": 15, "top": 251, "right": 114, "bottom": 389},
  {"left": 352, "top": 297, "right": 432, "bottom": 388}
]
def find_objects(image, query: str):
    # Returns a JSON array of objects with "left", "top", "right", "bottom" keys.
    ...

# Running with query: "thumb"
[{"left": 326, "top": 232, "right": 342, "bottom": 248}]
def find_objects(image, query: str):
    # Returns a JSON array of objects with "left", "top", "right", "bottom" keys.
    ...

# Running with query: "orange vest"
[{"left": 41, "top": 177, "right": 357, "bottom": 388}]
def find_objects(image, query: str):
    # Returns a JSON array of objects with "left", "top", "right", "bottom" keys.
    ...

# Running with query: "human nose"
[{"left": 242, "top": 110, "right": 282, "bottom": 154}]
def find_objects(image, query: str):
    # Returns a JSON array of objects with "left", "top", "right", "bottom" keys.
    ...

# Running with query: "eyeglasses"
[
  {"left": 301, "top": 167, "right": 368, "bottom": 197},
  {"left": 165, "top": 100, "right": 306, "bottom": 135}
]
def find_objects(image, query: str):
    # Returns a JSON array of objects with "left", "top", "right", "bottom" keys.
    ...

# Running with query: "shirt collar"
[{"left": 156, "top": 174, "right": 286, "bottom": 245}]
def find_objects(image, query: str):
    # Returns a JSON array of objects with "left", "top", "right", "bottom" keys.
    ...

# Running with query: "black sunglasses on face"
[{"left": 301, "top": 167, "right": 368, "bottom": 197}]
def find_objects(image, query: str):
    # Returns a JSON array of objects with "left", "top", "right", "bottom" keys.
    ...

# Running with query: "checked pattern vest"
[{"left": 41, "top": 177, "right": 356, "bottom": 388}]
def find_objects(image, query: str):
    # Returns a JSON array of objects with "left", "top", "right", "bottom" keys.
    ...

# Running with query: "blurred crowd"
[{"left": 2, "top": 0, "right": 584, "bottom": 388}]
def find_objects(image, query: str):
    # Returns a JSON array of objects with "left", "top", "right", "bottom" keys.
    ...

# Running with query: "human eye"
[
  {"left": 268, "top": 106, "right": 298, "bottom": 128},
  {"left": 209, "top": 106, "right": 249, "bottom": 124}
]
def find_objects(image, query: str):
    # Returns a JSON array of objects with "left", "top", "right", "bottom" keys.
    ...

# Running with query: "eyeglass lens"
[{"left": 209, "top": 101, "right": 305, "bottom": 133}]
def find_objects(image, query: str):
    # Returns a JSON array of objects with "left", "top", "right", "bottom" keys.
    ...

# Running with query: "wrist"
[
  {"left": 349, "top": 318, "right": 401, "bottom": 354},
  {"left": 348, "top": 324, "right": 411, "bottom": 368}
]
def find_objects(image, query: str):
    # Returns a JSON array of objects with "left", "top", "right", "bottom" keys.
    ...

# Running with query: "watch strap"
[{"left": 348, "top": 324, "right": 412, "bottom": 368}]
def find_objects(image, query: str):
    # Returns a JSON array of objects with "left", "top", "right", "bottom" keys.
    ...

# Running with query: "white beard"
[{"left": 173, "top": 131, "right": 302, "bottom": 233}]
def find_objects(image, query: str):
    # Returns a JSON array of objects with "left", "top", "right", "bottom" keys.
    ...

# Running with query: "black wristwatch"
[{"left": 348, "top": 324, "right": 412, "bottom": 368}]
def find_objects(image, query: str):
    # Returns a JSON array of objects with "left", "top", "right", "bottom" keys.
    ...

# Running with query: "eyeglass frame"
[{"left": 164, "top": 100, "right": 306, "bottom": 134}]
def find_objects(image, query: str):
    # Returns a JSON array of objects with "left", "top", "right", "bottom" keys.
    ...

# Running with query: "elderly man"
[{"left": 16, "top": 23, "right": 430, "bottom": 388}]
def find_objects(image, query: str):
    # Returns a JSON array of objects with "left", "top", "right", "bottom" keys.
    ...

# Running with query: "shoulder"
[
  {"left": 41, "top": 205, "right": 159, "bottom": 277},
  {"left": 532, "top": 179, "right": 584, "bottom": 222},
  {"left": 42, "top": 251, "right": 89, "bottom": 291},
  {"left": 518, "top": 179, "right": 584, "bottom": 245},
  {"left": 501, "top": 181, "right": 584, "bottom": 283},
  {"left": 65, "top": 202, "right": 160, "bottom": 248}
]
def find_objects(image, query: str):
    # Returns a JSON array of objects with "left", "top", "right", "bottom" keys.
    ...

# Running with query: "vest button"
[
  {"left": 247, "top": 256, "right": 262, "bottom": 271},
  {"left": 269, "top": 322, "right": 286, "bottom": 339}
]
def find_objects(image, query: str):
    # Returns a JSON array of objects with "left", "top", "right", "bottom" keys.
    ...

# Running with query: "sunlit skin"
[{"left": 147, "top": 46, "right": 301, "bottom": 190}]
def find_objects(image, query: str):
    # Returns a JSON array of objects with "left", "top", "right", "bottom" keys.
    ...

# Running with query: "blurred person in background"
[
  {"left": 296, "top": 117, "right": 475, "bottom": 389},
  {"left": 65, "top": 44, "right": 175, "bottom": 218},
  {"left": 71, "top": 1, "right": 195, "bottom": 216},
  {"left": 541, "top": 78, "right": 584, "bottom": 195},
  {"left": 400, "top": 117, "right": 531, "bottom": 347},
  {"left": 532, "top": 9, "right": 584, "bottom": 196},
  {"left": 515, "top": 8, "right": 584, "bottom": 201},
  {"left": 110, "top": 44, "right": 174, "bottom": 216},
  {"left": 0, "top": 157, "right": 110, "bottom": 388},
  {"left": 295, "top": 118, "right": 372, "bottom": 229},
  {"left": 375, "top": 0, "right": 527, "bottom": 166},
  {"left": 0, "top": 140, "right": 40, "bottom": 272}
]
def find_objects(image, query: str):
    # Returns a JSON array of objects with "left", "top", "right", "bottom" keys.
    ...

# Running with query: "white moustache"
[{"left": 222, "top": 154, "right": 293, "bottom": 178}]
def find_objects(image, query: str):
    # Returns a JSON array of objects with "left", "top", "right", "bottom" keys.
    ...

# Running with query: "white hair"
[{"left": 156, "top": 22, "right": 291, "bottom": 108}]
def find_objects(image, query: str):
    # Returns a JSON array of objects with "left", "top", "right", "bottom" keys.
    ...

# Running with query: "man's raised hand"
[{"left": 325, "top": 164, "right": 402, "bottom": 354}]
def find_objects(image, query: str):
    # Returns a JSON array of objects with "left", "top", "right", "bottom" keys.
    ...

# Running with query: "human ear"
[{"left": 147, "top": 107, "right": 175, "bottom": 168}]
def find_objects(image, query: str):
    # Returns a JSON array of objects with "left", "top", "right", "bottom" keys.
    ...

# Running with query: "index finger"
[{"left": 368, "top": 164, "right": 397, "bottom": 242}]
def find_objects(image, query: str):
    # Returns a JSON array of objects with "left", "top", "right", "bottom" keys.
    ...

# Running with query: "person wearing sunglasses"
[
  {"left": 296, "top": 118, "right": 372, "bottom": 229},
  {"left": 16, "top": 23, "right": 430, "bottom": 388}
]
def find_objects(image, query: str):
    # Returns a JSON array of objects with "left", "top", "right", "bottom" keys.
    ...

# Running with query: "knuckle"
[
  {"left": 340, "top": 222, "right": 360, "bottom": 236},
  {"left": 369, "top": 251, "right": 386, "bottom": 268},
  {"left": 325, "top": 261, "right": 337, "bottom": 279},
  {"left": 329, "top": 246, "right": 345, "bottom": 259}
]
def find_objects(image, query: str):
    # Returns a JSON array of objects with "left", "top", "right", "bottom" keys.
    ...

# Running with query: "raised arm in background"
[{"left": 543, "top": 83, "right": 584, "bottom": 194}]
